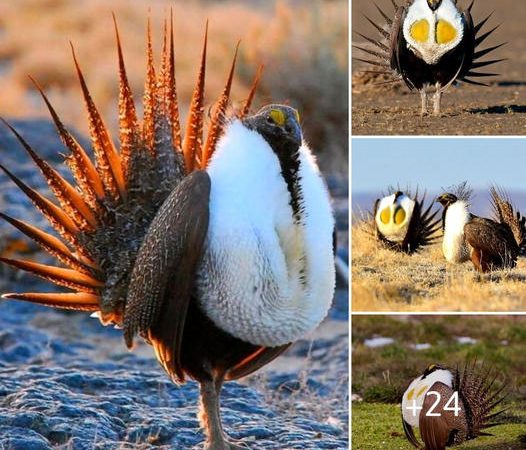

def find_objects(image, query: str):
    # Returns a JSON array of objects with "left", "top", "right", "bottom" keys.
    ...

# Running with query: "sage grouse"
[
  {"left": 373, "top": 189, "right": 440, "bottom": 254},
  {"left": 0, "top": 15, "right": 336, "bottom": 450},
  {"left": 402, "top": 362, "right": 508, "bottom": 450},
  {"left": 355, "top": 0, "right": 504, "bottom": 115},
  {"left": 437, "top": 186, "right": 526, "bottom": 272}
]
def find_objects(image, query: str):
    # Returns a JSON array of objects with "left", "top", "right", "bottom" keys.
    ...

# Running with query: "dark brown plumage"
[
  {"left": 354, "top": 0, "right": 504, "bottom": 115},
  {"left": 0, "top": 13, "right": 292, "bottom": 450},
  {"left": 464, "top": 187, "right": 526, "bottom": 272},
  {"left": 437, "top": 187, "right": 526, "bottom": 272}
]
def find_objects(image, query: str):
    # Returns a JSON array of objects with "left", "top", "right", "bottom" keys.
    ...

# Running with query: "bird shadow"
[
  {"left": 497, "top": 81, "right": 526, "bottom": 87},
  {"left": 476, "top": 272, "right": 526, "bottom": 283},
  {"left": 468, "top": 104, "right": 526, "bottom": 115}
]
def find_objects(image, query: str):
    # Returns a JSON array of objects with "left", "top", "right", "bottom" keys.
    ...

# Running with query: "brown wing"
[
  {"left": 420, "top": 382, "right": 466, "bottom": 450},
  {"left": 225, "top": 344, "right": 292, "bottom": 381},
  {"left": 464, "top": 217, "right": 519, "bottom": 265},
  {"left": 123, "top": 171, "right": 210, "bottom": 382},
  {"left": 402, "top": 417, "right": 424, "bottom": 449}
]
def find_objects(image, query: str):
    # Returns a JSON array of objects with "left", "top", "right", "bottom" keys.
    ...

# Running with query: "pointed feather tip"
[{"left": 112, "top": 12, "right": 123, "bottom": 52}]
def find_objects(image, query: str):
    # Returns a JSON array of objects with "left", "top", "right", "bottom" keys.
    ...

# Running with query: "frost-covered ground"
[{"left": 0, "top": 121, "right": 349, "bottom": 450}]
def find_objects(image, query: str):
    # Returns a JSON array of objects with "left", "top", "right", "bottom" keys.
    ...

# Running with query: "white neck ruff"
[{"left": 196, "top": 121, "right": 335, "bottom": 347}]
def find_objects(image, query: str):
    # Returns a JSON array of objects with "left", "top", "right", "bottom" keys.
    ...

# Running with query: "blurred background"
[{"left": 0, "top": 0, "right": 348, "bottom": 174}]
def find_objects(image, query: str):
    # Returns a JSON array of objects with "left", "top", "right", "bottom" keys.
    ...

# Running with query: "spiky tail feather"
[
  {"left": 0, "top": 13, "right": 261, "bottom": 325},
  {"left": 454, "top": 361, "right": 509, "bottom": 440},
  {"left": 490, "top": 186, "right": 526, "bottom": 254}
]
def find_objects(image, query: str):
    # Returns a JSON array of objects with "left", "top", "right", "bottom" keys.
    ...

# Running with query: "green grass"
[
  {"left": 352, "top": 316, "right": 526, "bottom": 404},
  {"left": 352, "top": 316, "right": 526, "bottom": 448},
  {"left": 352, "top": 403, "right": 526, "bottom": 450}
]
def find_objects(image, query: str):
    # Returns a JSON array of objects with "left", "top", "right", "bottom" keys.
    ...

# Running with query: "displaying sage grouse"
[
  {"left": 373, "top": 190, "right": 440, "bottom": 253},
  {"left": 437, "top": 186, "right": 526, "bottom": 272},
  {"left": 402, "top": 363, "right": 508, "bottom": 450},
  {"left": 355, "top": 0, "right": 504, "bottom": 115},
  {"left": 0, "top": 15, "right": 336, "bottom": 450}
]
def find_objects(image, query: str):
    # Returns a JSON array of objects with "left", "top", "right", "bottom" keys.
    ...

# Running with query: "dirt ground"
[{"left": 352, "top": 0, "right": 526, "bottom": 135}]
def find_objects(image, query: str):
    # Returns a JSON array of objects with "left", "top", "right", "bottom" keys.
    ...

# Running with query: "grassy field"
[
  {"left": 352, "top": 315, "right": 526, "bottom": 449},
  {"left": 352, "top": 222, "right": 526, "bottom": 312},
  {"left": 0, "top": 0, "right": 348, "bottom": 173},
  {"left": 352, "top": 403, "right": 526, "bottom": 450}
]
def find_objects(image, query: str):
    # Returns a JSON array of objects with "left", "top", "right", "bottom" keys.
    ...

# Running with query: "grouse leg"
[
  {"left": 420, "top": 90, "right": 428, "bottom": 116},
  {"left": 199, "top": 378, "right": 248, "bottom": 450},
  {"left": 216, "top": 378, "right": 248, "bottom": 450},
  {"left": 433, "top": 84, "right": 442, "bottom": 116}
]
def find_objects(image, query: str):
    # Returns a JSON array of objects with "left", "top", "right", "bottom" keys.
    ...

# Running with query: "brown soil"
[{"left": 352, "top": 0, "right": 526, "bottom": 135}]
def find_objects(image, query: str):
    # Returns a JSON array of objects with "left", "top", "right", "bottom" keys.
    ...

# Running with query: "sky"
[{"left": 352, "top": 138, "right": 526, "bottom": 193}]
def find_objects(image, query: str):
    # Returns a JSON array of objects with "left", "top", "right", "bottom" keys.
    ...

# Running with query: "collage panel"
[
  {"left": 352, "top": 138, "right": 526, "bottom": 312},
  {"left": 0, "top": 1, "right": 349, "bottom": 449},
  {"left": 351, "top": 315, "right": 526, "bottom": 449},
  {"left": 351, "top": 0, "right": 526, "bottom": 136}
]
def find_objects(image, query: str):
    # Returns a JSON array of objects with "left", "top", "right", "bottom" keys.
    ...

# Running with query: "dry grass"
[
  {"left": 0, "top": 0, "right": 347, "bottom": 173},
  {"left": 352, "top": 222, "right": 526, "bottom": 312}
]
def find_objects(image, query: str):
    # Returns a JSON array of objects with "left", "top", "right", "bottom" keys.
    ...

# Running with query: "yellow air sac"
[
  {"left": 436, "top": 20, "right": 457, "bottom": 44},
  {"left": 394, "top": 207, "right": 406, "bottom": 225},
  {"left": 410, "top": 19, "right": 430, "bottom": 43},
  {"left": 380, "top": 208, "right": 391, "bottom": 224}
]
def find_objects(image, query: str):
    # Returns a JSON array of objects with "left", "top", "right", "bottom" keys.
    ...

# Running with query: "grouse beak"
[
  {"left": 284, "top": 117, "right": 302, "bottom": 147},
  {"left": 427, "top": 0, "right": 441, "bottom": 11},
  {"left": 436, "top": 193, "right": 455, "bottom": 206}
]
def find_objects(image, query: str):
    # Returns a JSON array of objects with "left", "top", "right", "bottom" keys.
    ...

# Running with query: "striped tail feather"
[
  {"left": 454, "top": 361, "right": 509, "bottom": 440},
  {"left": 490, "top": 186, "right": 526, "bottom": 253},
  {"left": 238, "top": 64, "right": 263, "bottom": 119},
  {"left": 71, "top": 44, "right": 127, "bottom": 200},
  {"left": 183, "top": 22, "right": 208, "bottom": 172},
  {"left": 30, "top": 76, "right": 106, "bottom": 209},
  {"left": 2, "top": 293, "right": 99, "bottom": 312},
  {"left": 0, "top": 13, "right": 262, "bottom": 325},
  {"left": 201, "top": 41, "right": 240, "bottom": 167}
]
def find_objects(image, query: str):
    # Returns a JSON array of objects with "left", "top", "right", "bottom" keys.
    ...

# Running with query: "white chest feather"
[
  {"left": 402, "top": 369, "right": 453, "bottom": 427},
  {"left": 443, "top": 201, "right": 471, "bottom": 263},
  {"left": 375, "top": 194, "right": 415, "bottom": 243},
  {"left": 403, "top": 0, "right": 464, "bottom": 65},
  {"left": 196, "top": 121, "right": 335, "bottom": 347}
]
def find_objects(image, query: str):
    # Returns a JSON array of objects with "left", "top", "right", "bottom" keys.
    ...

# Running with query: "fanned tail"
[
  {"left": 490, "top": 186, "right": 526, "bottom": 253},
  {"left": 0, "top": 14, "right": 262, "bottom": 326},
  {"left": 352, "top": 1, "right": 402, "bottom": 86},
  {"left": 454, "top": 361, "right": 509, "bottom": 440},
  {"left": 407, "top": 191, "right": 442, "bottom": 250}
]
